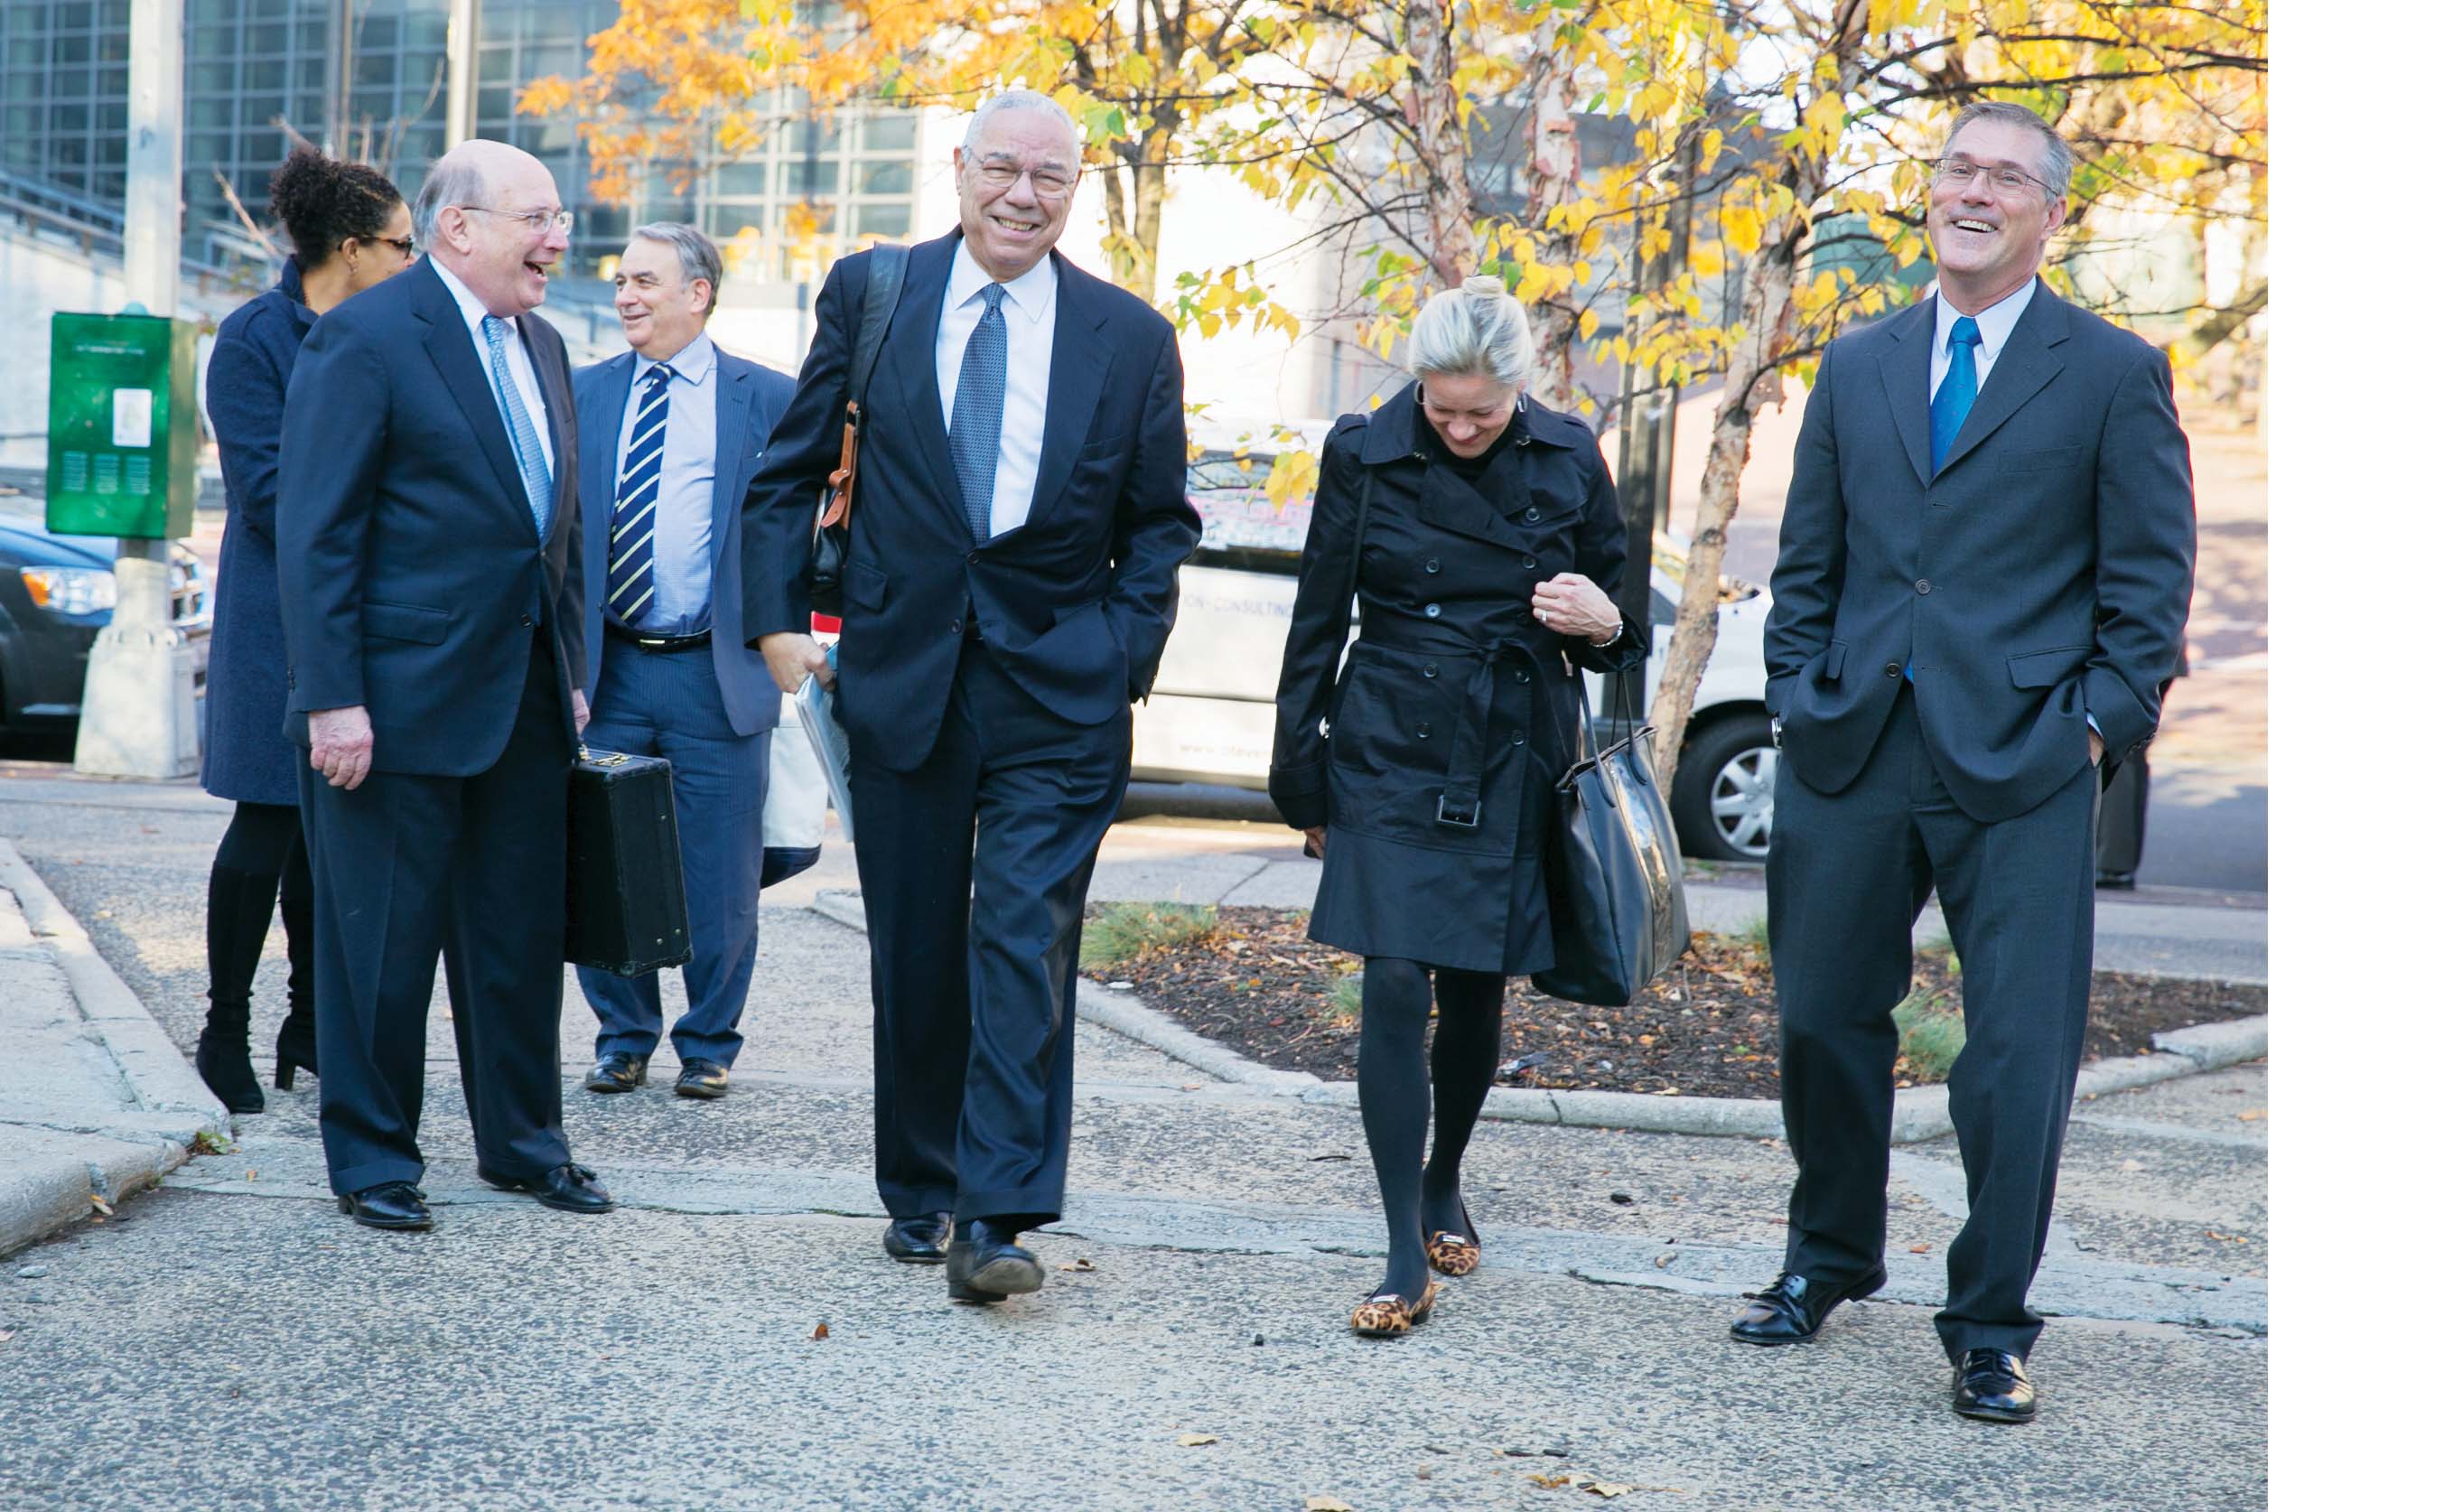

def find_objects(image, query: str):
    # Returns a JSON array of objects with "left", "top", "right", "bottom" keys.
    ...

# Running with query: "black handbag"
[
  {"left": 565, "top": 748, "right": 693, "bottom": 976},
  {"left": 1530, "top": 679, "right": 1693, "bottom": 1006},
  {"left": 807, "top": 244, "right": 911, "bottom": 617}
]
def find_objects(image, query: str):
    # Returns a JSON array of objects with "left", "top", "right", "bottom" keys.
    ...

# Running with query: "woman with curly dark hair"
[{"left": 194, "top": 146, "right": 414, "bottom": 1112}]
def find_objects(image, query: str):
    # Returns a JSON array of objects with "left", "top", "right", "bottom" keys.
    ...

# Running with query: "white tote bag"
[{"left": 760, "top": 690, "right": 831, "bottom": 887}]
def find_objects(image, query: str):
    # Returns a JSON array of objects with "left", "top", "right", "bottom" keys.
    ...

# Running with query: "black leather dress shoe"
[
  {"left": 883, "top": 1213, "right": 952, "bottom": 1264},
  {"left": 583, "top": 1053, "right": 649, "bottom": 1094},
  {"left": 1728, "top": 1265, "right": 1888, "bottom": 1345},
  {"left": 674, "top": 1059, "right": 730, "bottom": 1099},
  {"left": 337, "top": 1181, "right": 433, "bottom": 1232},
  {"left": 2095, "top": 870, "right": 2138, "bottom": 891},
  {"left": 1952, "top": 1349, "right": 2038, "bottom": 1423},
  {"left": 479, "top": 1162, "right": 615, "bottom": 1214},
  {"left": 945, "top": 1220, "right": 1045, "bottom": 1303}
]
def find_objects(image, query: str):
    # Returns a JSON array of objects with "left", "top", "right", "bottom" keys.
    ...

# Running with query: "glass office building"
[{"left": 0, "top": 0, "right": 920, "bottom": 282}]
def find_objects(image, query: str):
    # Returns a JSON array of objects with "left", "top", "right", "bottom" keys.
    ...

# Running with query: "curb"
[
  {"left": 803, "top": 891, "right": 2266, "bottom": 1145},
  {"left": 0, "top": 839, "right": 227, "bottom": 1256}
]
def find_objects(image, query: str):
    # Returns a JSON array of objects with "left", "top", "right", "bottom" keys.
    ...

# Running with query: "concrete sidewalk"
[{"left": 0, "top": 841, "right": 227, "bottom": 1257}]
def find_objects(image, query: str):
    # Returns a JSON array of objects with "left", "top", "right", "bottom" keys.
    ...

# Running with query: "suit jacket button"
[
  {"left": 967, "top": 551, "right": 980, "bottom": 565},
  {"left": 1525, "top": 508, "right": 1542, "bottom": 523},
  {"left": 1915, "top": 579, "right": 1932, "bottom": 594},
  {"left": 1413, "top": 722, "right": 1432, "bottom": 739},
  {"left": 520, "top": 613, "right": 536, "bottom": 627},
  {"left": 1885, "top": 661, "right": 1902, "bottom": 677},
  {"left": 949, "top": 619, "right": 963, "bottom": 635},
  {"left": 1422, "top": 662, "right": 1439, "bottom": 679},
  {"left": 1424, "top": 558, "right": 1441, "bottom": 574},
  {"left": 1424, "top": 603, "right": 1441, "bottom": 619}
]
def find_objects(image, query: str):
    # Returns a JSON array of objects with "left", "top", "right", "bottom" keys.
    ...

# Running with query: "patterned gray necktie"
[
  {"left": 480, "top": 315, "right": 554, "bottom": 540},
  {"left": 947, "top": 283, "right": 1007, "bottom": 543}
]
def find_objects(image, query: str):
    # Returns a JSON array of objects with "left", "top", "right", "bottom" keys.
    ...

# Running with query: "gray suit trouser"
[{"left": 1768, "top": 684, "right": 2097, "bottom": 1358}]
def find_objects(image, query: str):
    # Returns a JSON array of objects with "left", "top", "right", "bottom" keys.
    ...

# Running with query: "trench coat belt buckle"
[{"left": 1430, "top": 637, "right": 1542, "bottom": 831}]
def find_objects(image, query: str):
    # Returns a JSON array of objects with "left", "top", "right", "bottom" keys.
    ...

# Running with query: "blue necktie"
[
  {"left": 480, "top": 315, "right": 555, "bottom": 541},
  {"left": 608, "top": 362, "right": 672, "bottom": 625},
  {"left": 1929, "top": 314, "right": 1982, "bottom": 471},
  {"left": 947, "top": 283, "right": 1007, "bottom": 543},
  {"left": 1908, "top": 316, "right": 1983, "bottom": 683}
]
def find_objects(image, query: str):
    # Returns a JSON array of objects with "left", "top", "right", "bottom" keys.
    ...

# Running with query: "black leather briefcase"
[{"left": 565, "top": 748, "right": 693, "bottom": 976}]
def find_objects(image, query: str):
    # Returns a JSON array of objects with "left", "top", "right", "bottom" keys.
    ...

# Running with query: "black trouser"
[
  {"left": 849, "top": 643, "right": 1131, "bottom": 1229},
  {"left": 297, "top": 631, "right": 573, "bottom": 1197},
  {"left": 205, "top": 801, "right": 312, "bottom": 1024},
  {"left": 1768, "top": 685, "right": 2096, "bottom": 1358}
]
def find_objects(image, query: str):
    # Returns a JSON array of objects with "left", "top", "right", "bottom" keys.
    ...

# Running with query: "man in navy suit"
[
  {"left": 1740, "top": 102, "right": 2195, "bottom": 1422},
  {"left": 573, "top": 224, "right": 795, "bottom": 1101},
  {"left": 278, "top": 140, "right": 612, "bottom": 1231},
  {"left": 741, "top": 91, "right": 1200, "bottom": 1303}
]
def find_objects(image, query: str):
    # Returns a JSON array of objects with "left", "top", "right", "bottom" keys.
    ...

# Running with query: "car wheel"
[{"left": 1671, "top": 712, "right": 1777, "bottom": 862}]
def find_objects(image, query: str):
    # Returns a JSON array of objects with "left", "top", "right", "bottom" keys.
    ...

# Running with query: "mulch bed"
[{"left": 1086, "top": 905, "right": 2265, "bottom": 1100}]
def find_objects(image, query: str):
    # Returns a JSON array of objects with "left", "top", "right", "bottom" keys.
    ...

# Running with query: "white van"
[{"left": 1134, "top": 442, "right": 1780, "bottom": 862}]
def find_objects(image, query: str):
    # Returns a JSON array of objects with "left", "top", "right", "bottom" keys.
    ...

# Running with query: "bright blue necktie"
[
  {"left": 947, "top": 283, "right": 1007, "bottom": 543},
  {"left": 607, "top": 362, "right": 672, "bottom": 625},
  {"left": 480, "top": 315, "right": 555, "bottom": 541},
  {"left": 1908, "top": 316, "right": 1983, "bottom": 683},
  {"left": 1929, "top": 314, "right": 1982, "bottom": 471}
]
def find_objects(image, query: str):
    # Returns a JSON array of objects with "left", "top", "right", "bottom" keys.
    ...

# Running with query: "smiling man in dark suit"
[
  {"left": 279, "top": 139, "right": 611, "bottom": 1231},
  {"left": 1742, "top": 101, "right": 2195, "bottom": 1421},
  {"left": 571, "top": 224, "right": 794, "bottom": 1102},
  {"left": 741, "top": 90, "right": 1199, "bottom": 1304}
]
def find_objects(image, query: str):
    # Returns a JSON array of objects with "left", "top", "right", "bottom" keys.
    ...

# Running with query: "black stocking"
[
  {"left": 1423, "top": 968, "right": 1505, "bottom": 1237},
  {"left": 1357, "top": 957, "right": 1434, "bottom": 1299}
]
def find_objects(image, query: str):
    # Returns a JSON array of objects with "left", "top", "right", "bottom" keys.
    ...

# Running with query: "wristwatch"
[
  {"left": 1770, "top": 714, "right": 1784, "bottom": 749},
  {"left": 1595, "top": 619, "right": 1627, "bottom": 649}
]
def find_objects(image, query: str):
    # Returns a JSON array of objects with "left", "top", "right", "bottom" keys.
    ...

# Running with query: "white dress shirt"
[
  {"left": 615, "top": 331, "right": 719, "bottom": 632},
  {"left": 935, "top": 239, "right": 1057, "bottom": 538},
  {"left": 431, "top": 256, "right": 555, "bottom": 476},
  {"left": 1927, "top": 275, "right": 2038, "bottom": 401}
]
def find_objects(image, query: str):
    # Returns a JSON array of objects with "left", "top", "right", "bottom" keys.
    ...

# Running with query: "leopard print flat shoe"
[
  {"left": 1349, "top": 1281, "right": 1440, "bottom": 1339},
  {"left": 1424, "top": 1199, "right": 1480, "bottom": 1277}
]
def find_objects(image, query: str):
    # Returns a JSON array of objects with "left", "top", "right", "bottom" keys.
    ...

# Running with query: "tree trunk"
[
  {"left": 1401, "top": 0, "right": 1477, "bottom": 288},
  {"left": 1519, "top": 25, "right": 1581, "bottom": 406},
  {"left": 1121, "top": 130, "right": 1171, "bottom": 306},
  {"left": 1647, "top": 0, "right": 1869, "bottom": 795}
]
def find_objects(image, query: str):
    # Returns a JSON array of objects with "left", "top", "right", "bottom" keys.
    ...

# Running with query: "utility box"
[{"left": 46, "top": 312, "right": 198, "bottom": 540}]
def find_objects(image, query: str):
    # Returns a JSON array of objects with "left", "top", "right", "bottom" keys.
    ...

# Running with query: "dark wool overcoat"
[{"left": 1269, "top": 387, "right": 1646, "bottom": 974}]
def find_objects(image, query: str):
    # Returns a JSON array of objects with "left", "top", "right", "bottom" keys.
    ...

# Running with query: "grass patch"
[
  {"left": 1730, "top": 914, "right": 1773, "bottom": 952},
  {"left": 1080, "top": 902, "right": 1221, "bottom": 973},
  {"left": 1891, "top": 989, "right": 1967, "bottom": 1082}
]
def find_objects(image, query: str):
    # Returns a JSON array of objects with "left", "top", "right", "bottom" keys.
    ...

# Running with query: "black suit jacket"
[
  {"left": 739, "top": 230, "right": 1201, "bottom": 771},
  {"left": 276, "top": 256, "right": 587, "bottom": 775},
  {"left": 1764, "top": 281, "right": 2195, "bottom": 824}
]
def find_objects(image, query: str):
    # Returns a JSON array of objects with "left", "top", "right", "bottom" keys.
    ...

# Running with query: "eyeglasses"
[
  {"left": 971, "top": 162, "right": 1077, "bottom": 199},
  {"left": 373, "top": 235, "right": 416, "bottom": 257},
  {"left": 460, "top": 206, "right": 575, "bottom": 235},
  {"left": 1934, "top": 157, "right": 2057, "bottom": 199}
]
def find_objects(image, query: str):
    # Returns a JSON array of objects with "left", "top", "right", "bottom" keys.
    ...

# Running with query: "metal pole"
[
  {"left": 445, "top": 0, "right": 481, "bottom": 148},
  {"left": 74, "top": 0, "right": 198, "bottom": 779},
  {"left": 329, "top": 0, "right": 355, "bottom": 155}
]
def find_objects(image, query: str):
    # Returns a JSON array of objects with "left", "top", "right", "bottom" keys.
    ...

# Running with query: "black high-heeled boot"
[
  {"left": 273, "top": 832, "right": 317, "bottom": 1092},
  {"left": 272, "top": 1005, "right": 316, "bottom": 1091},
  {"left": 195, "top": 1011, "right": 265, "bottom": 1114}
]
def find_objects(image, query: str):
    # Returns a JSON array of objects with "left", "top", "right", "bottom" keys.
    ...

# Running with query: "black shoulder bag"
[
  {"left": 808, "top": 244, "right": 910, "bottom": 617},
  {"left": 1529, "top": 675, "right": 1693, "bottom": 1006}
]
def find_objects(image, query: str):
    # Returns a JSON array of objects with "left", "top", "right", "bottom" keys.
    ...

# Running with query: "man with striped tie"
[
  {"left": 741, "top": 91, "right": 1200, "bottom": 1304},
  {"left": 572, "top": 225, "right": 794, "bottom": 1100},
  {"left": 1740, "top": 101, "right": 2194, "bottom": 1423},
  {"left": 278, "top": 140, "right": 612, "bottom": 1231}
]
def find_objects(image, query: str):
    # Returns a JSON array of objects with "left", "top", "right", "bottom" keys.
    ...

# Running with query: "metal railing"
[{"left": 0, "top": 165, "right": 280, "bottom": 292}]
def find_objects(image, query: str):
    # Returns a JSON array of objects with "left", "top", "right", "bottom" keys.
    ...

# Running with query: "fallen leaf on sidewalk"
[
  {"left": 0, "top": 1330, "right": 16, "bottom": 1344},
  {"left": 810, "top": 1322, "right": 830, "bottom": 1340},
  {"left": 1908, "top": 1244, "right": 1930, "bottom": 1254},
  {"left": 1177, "top": 1434, "right": 1217, "bottom": 1447},
  {"left": 2206, "top": 1230, "right": 2252, "bottom": 1245},
  {"left": 1529, "top": 1472, "right": 1582, "bottom": 1489},
  {"left": 1060, "top": 1257, "right": 1096, "bottom": 1273},
  {"left": 1305, "top": 1498, "right": 1356, "bottom": 1511},
  {"left": 2236, "top": 1108, "right": 2264, "bottom": 1122},
  {"left": 87, "top": 1195, "right": 111, "bottom": 1216}
]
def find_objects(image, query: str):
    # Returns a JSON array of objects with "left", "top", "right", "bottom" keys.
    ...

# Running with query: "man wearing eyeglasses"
[
  {"left": 741, "top": 90, "right": 1199, "bottom": 1306},
  {"left": 1742, "top": 100, "right": 2195, "bottom": 1423},
  {"left": 278, "top": 139, "right": 612, "bottom": 1233}
]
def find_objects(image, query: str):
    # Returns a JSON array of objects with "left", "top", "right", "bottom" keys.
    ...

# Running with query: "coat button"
[
  {"left": 1424, "top": 558, "right": 1441, "bottom": 574},
  {"left": 1884, "top": 661, "right": 1902, "bottom": 677},
  {"left": 520, "top": 613, "right": 535, "bottom": 627},
  {"left": 1422, "top": 662, "right": 1439, "bottom": 679},
  {"left": 1425, "top": 603, "right": 1442, "bottom": 619},
  {"left": 1513, "top": 669, "right": 1530, "bottom": 684},
  {"left": 1511, "top": 732, "right": 1526, "bottom": 745},
  {"left": 1413, "top": 722, "right": 1432, "bottom": 740},
  {"left": 949, "top": 618, "right": 963, "bottom": 635},
  {"left": 1525, "top": 508, "right": 1542, "bottom": 522},
  {"left": 967, "top": 550, "right": 980, "bottom": 565},
  {"left": 1521, "top": 555, "right": 1536, "bottom": 570},
  {"left": 1915, "top": 579, "right": 1932, "bottom": 595}
]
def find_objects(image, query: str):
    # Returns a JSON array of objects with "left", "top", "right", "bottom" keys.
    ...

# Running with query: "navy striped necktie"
[{"left": 608, "top": 362, "right": 672, "bottom": 626}]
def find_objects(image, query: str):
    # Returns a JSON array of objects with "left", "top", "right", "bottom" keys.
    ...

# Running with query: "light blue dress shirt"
[{"left": 617, "top": 331, "right": 718, "bottom": 633}]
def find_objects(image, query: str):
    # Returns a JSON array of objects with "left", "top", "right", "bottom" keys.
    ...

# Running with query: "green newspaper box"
[{"left": 46, "top": 312, "right": 199, "bottom": 539}]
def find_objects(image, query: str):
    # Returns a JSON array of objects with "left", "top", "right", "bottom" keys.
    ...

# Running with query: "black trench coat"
[{"left": 1270, "top": 387, "right": 1646, "bottom": 973}]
